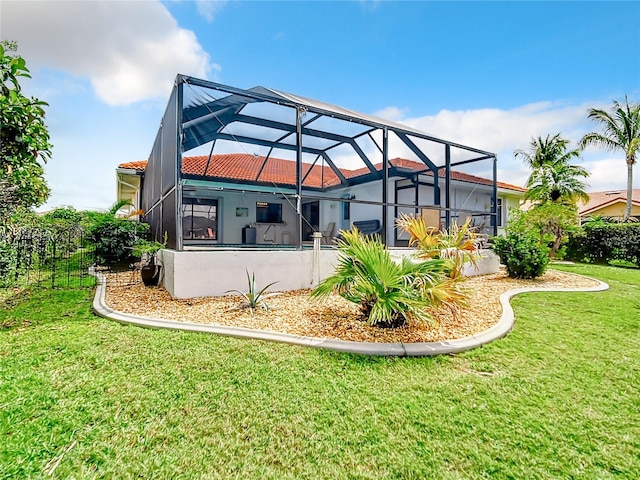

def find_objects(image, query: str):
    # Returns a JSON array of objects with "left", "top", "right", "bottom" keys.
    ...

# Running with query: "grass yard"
[{"left": 0, "top": 263, "right": 638, "bottom": 479}]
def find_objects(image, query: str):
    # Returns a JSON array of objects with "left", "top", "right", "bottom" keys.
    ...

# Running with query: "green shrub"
[
  {"left": 492, "top": 231, "right": 550, "bottom": 279},
  {"left": 574, "top": 223, "right": 640, "bottom": 266},
  {"left": 0, "top": 241, "right": 17, "bottom": 286},
  {"left": 87, "top": 216, "right": 148, "bottom": 266},
  {"left": 563, "top": 229, "right": 587, "bottom": 262}
]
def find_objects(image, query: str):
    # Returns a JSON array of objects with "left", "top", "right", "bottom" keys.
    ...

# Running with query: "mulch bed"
[{"left": 104, "top": 268, "right": 600, "bottom": 344}]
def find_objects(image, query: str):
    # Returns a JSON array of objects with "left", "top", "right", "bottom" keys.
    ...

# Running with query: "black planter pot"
[{"left": 140, "top": 257, "right": 162, "bottom": 287}]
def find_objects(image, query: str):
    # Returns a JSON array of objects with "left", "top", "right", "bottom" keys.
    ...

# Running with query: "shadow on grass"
[
  {"left": 0, "top": 287, "right": 94, "bottom": 331},
  {"left": 0, "top": 288, "right": 34, "bottom": 330}
]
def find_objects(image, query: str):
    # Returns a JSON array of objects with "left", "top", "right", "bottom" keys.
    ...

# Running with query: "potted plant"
[{"left": 132, "top": 235, "right": 166, "bottom": 286}]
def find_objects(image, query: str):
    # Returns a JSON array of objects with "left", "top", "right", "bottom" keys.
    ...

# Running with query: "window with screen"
[{"left": 182, "top": 197, "right": 217, "bottom": 240}]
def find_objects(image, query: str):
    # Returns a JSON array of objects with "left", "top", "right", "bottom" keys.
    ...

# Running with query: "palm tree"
[
  {"left": 579, "top": 97, "right": 640, "bottom": 222},
  {"left": 525, "top": 161, "right": 590, "bottom": 204},
  {"left": 515, "top": 134, "right": 590, "bottom": 204}
]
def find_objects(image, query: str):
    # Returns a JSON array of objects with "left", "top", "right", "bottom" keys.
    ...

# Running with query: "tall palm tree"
[
  {"left": 515, "top": 134, "right": 590, "bottom": 204},
  {"left": 579, "top": 97, "right": 640, "bottom": 222}
]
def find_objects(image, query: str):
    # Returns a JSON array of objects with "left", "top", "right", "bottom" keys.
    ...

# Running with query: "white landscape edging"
[{"left": 90, "top": 269, "right": 609, "bottom": 357}]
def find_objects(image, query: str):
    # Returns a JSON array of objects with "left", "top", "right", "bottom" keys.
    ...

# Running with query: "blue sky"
[{"left": 2, "top": 0, "right": 639, "bottom": 211}]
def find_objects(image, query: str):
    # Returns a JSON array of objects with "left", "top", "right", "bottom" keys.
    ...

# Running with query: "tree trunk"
[
  {"left": 550, "top": 229, "right": 563, "bottom": 258},
  {"left": 624, "top": 157, "right": 634, "bottom": 222}
]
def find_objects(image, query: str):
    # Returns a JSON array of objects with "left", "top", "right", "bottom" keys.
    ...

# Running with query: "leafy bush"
[
  {"left": 87, "top": 216, "right": 148, "bottom": 266},
  {"left": 311, "top": 228, "right": 465, "bottom": 328},
  {"left": 0, "top": 241, "right": 17, "bottom": 286},
  {"left": 566, "top": 223, "right": 640, "bottom": 266},
  {"left": 492, "top": 231, "right": 550, "bottom": 279},
  {"left": 83, "top": 201, "right": 149, "bottom": 267}
]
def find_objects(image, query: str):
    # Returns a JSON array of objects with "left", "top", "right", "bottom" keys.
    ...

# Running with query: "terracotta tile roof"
[
  {"left": 352, "top": 157, "right": 527, "bottom": 192},
  {"left": 118, "top": 160, "right": 147, "bottom": 171},
  {"left": 578, "top": 189, "right": 640, "bottom": 215},
  {"left": 117, "top": 154, "right": 526, "bottom": 192}
]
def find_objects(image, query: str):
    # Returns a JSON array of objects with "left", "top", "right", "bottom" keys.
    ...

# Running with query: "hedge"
[{"left": 566, "top": 223, "right": 640, "bottom": 266}]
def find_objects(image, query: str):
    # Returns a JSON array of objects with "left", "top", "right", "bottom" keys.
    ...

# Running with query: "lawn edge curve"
[{"left": 89, "top": 268, "right": 609, "bottom": 357}]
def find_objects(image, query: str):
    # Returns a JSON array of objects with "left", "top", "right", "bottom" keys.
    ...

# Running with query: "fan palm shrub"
[
  {"left": 311, "top": 228, "right": 465, "bottom": 328},
  {"left": 396, "top": 214, "right": 480, "bottom": 279}
]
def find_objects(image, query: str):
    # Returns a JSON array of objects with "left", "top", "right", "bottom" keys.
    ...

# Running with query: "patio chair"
[
  {"left": 352, "top": 219, "right": 382, "bottom": 236},
  {"left": 321, "top": 222, "right": 336, "bottom": 244}
]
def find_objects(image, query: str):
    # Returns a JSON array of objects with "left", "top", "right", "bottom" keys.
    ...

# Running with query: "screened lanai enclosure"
[{"left": 142, "top": 75, "right": 501, "bottom": 250}]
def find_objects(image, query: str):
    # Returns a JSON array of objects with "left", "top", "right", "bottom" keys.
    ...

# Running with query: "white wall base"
[{"left": 158, "top": 248, "right": 500, "bottom": 299}]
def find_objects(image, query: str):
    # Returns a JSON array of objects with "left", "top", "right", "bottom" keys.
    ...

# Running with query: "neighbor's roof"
[
  {"left": 579, "top": 189, "right": 640, "bottom": 216},
  {"left": 118, "top": 154, "right": 526, "bottom": 192}
]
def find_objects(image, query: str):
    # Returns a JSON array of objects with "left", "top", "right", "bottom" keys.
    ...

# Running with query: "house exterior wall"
[
  {"left": 213, "top": 191, "right": 298, "bottom": 244},
  {"left": 583, "top": 202, "right": 640, "bottom": 219},
  {"left": 177, "top": 177, "right": 524, "bottom": 245},
  {"left": 497, "top": 193, "right": 523, "bottom": 236},
  {"left": 158, "top": 248, "right": 500, "bottom": 299},
  {"left": 160, "top": 248, "right": 340, "bottom": 298},
  {"left": 116, "top": 171, "right": 141, "bottom": 216},
  {"left": 118, "top": 170, "right": 524, "bottom": 246}
]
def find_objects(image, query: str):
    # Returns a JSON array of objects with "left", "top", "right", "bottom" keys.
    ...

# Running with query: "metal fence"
[{"left": 0, "top": 226, "right": 97, "bottom": 288}]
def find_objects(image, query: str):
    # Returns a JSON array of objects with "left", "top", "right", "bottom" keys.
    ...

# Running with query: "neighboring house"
[
  {"left": 117, "top": 153, "right": 525, "bottom": 246},
  {"left": 578, "top": 189, "right": 640, "bottom": 221}
]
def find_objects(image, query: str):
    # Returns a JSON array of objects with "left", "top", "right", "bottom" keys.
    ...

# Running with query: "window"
[
  {"left": 342, "top": 194, "right": 353, "bottom": 220},
  {"left": 182, "top": 198, "right": 217, "bottom": 240},
  {"left": 256, "top": 202, "right": 282, "bottom": 223},
  {"left": 342, "top": 201, "right": 350, "bottom": 221},
  {"left": 490, "top": 198, "right": 503, "bottom": 227}
]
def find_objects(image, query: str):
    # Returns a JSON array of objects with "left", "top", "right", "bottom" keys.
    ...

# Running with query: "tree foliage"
[
  {"left": 0, "top": 42, "right": 52, "bottom": 218},
  {"left": 579, "top": 97, "right": 640, "bottom": 222},
  {"left": 511, "top": 203, "right": 580, "bottom": 258},
  {"left": 515, "top": 134, "right": 589, "bottom": 205}
]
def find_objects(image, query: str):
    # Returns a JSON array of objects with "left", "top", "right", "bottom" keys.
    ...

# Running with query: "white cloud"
[
  {"left": 582, "top": 157, "right": 639, "bottom": 192},
  {"left": 402, "top": 101, "right": 591, "bottom": 155},
  {"left": 374, "top": 106, "right": 409, "bottom": 122},
  {"left": 359, "top": 0, "right": 381, "bottom": 13},
  {"left": 196, "top": 0, "right": 228, "bottom": 22},
  {"left": 1, "top": 0, "right": 218, "bottom": 106},
  {"left": 374, "top": 99, "right": 639, "bottom": 191}
]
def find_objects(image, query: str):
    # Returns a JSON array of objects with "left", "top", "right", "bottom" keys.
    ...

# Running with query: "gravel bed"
[{"left": 104, "top": 268, "right": 599, "bottom": 344}]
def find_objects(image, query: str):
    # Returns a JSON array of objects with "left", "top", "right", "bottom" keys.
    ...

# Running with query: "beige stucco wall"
[{"left": 585, "top": 202, "right": 640, "bottom": 218}]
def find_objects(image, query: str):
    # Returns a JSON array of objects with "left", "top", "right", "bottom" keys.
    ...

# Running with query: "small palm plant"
[
  {"left": 226, "top": 270, "right": 279, "bottom": 314},
  {"left": 311, "top": 228, "right": 464, "bottom": 328},
  {"left": 396, "top": 214, "right": 480, "bottom": 279}
]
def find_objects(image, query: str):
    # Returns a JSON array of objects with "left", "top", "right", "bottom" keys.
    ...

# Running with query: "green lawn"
[{"left": 1, "top": 263, "right": 638, "bottom": 479}]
